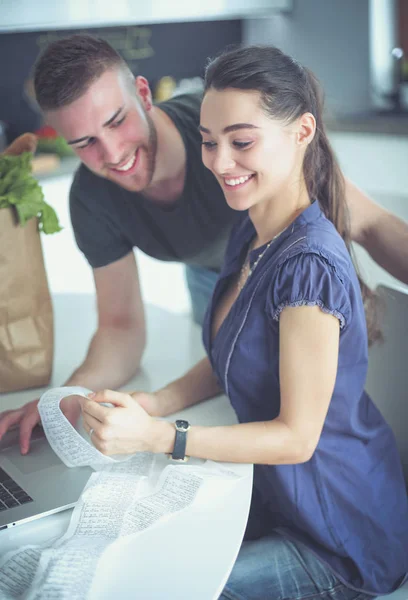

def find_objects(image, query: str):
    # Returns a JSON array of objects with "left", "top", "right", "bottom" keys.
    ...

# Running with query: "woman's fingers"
[
  {"left": 82, "top": 412, "right": 102, "bottom": 437},
  {"left": 79, "top": 396, "right": 111, "bottom": 422},
  {"left": 90, "top": 389, "right": 132, "bottom": 408}
]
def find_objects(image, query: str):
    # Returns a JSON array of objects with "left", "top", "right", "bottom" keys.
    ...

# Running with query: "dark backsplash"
[{"left": 0, "top": 19, "right": 242, "bottom": 143}]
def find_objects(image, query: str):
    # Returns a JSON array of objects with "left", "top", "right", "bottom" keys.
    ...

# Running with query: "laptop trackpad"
[{"left": 5, "top": 439, "right": 63, "bottom": 474}]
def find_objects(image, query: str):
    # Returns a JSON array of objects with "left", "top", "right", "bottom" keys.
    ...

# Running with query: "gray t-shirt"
[{"left": 70, "top": 93, "right": 239, "bottom": 272}]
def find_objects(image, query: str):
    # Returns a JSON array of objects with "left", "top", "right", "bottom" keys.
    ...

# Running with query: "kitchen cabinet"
[{"left": 0, "top": 0, "right": 292, "bottom": 32}]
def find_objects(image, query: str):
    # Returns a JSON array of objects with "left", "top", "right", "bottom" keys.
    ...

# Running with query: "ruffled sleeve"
[{"left": 265, "top": 251, "right": 352, "bottom": 330}]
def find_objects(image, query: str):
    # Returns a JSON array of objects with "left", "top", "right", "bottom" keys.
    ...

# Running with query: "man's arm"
[
  {"left": 66, "top": 251, "right": 146, "bottom": 390},
  {"left": 346, "top": 178, "right": 408, "bottom": 285},
  {"left": 0, "top": 251, "right": 146, "bottom": 452}
]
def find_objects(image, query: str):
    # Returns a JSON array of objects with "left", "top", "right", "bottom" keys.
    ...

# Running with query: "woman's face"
[{"left": 200, "top": 88, "right": 307, "bottom": 212}]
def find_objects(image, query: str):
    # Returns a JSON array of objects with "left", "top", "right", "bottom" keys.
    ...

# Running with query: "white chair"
[{"left": 365, "top": 285, "right": 408, "bottom": 599}]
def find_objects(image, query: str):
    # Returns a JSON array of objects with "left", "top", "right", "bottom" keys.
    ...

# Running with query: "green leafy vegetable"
[
  {"left": 36, "top": 136, "right": 75, "bottom": 157},
  {"left": 0, "top": 152, "right": 62, "bottom": 234}
]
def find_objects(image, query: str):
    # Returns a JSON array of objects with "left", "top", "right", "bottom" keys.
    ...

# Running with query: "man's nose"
[{"left": 100, "top": 138, "right": 123, "bottom": 166}]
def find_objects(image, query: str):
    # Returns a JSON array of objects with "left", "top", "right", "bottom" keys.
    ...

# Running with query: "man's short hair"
[{"left": 34, "top": 34, "right": 131, "bottom": 111}]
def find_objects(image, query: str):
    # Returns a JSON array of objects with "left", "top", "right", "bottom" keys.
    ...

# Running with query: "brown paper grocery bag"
[{"left": 0, "top": 207, "right": 53, "bottom": 392}]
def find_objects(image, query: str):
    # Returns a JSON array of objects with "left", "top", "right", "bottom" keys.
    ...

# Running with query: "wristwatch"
[{"left": 171, "top": 419, "right": 190, "bottom": 461}]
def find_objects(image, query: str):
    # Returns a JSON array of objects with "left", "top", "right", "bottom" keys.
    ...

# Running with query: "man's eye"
[
  {"left": 111, "top": 116, "right": 126, "bottom": 128},
  {"left": 233, "top": 141, "right": 252, "bottom": 149},
  {"left": 201, "top": 141, "right": 217, "bottom": 150},
  {"left": 77, "top": 137, "right": 96, "bottom": 150}
]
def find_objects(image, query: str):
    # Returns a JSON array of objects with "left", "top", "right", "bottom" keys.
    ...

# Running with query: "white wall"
[{"left": 328, "top": 131, "right": 408, "bottom": 294}]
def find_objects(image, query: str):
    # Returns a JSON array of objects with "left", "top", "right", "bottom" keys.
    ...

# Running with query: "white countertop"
[
  {"left": 1, "top": 293, "right": 236, "bottom": 422},
  {"left": 0, "top": 294, "right": 253, "bottom": 600}
]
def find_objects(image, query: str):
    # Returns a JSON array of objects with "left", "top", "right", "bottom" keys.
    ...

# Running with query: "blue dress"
[{"left": 202, "top": 200, "right": 408, "bottom": 595}]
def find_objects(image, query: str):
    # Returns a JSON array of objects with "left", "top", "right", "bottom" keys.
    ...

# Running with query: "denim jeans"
[
  {"left": 185, "top": 264, "right": 219, "bottom": 326},
  {"left": 219, "top": 532, "right": 373, "bottom": 600}
]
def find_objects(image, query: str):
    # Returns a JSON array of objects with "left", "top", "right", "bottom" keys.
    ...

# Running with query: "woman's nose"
[{"left": 212, "top": 148, "right": 235, "bottom": 175}]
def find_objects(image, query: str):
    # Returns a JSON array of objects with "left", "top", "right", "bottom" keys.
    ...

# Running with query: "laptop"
[{"left": 0, "top": 425, "right": 92, "bottom": 530}]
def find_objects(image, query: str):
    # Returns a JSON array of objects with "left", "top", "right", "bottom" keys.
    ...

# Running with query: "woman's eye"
[
  {"left": 201, "top": 141, "right": 217, "bottom": 150},
  {"left": 233, "top": 141, "right": 252, "bottom": 149}
]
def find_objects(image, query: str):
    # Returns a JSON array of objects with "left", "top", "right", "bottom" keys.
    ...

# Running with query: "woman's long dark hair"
[{"left": 204, "top": 45, "right": 381, "bottom": 345}]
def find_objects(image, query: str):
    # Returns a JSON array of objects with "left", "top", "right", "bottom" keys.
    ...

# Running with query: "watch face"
[{"left": 175, "top": 419, "right": 189, "bottom": 431}]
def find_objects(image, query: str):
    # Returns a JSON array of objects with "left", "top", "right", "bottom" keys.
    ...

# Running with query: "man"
[{"left": 0, "top": 34, "right": 407, "bottom": 453}]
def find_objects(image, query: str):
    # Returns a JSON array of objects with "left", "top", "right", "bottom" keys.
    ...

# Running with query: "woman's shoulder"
[
  {"left": 266, "top": 217, "right": 358, "bottom": 331},
  {"left": 275, "top": 210, "right": 354, "bottom": 283}
]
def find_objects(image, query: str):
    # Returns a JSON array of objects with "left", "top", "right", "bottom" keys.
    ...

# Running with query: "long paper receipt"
[{"left": 0, "top": 387, "right": 243, "bottom": 599}]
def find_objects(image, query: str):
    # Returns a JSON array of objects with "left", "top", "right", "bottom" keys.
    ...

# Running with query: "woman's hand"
[
  {"left": 129, "top": 390, "right": 162, "bottom": 417},
  {"left": 79, "top": 389, "right": 171, "bottom": 456}
]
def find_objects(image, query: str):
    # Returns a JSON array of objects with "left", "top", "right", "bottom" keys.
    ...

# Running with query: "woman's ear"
[
  {"left": 297, "top": 112, "right": 316, "bottom": 146},
  {"left": 135, "top": 76, "right": 153, "bottom": 111}
]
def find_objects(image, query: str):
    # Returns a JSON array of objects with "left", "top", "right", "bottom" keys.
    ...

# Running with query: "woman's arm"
[
  {"left": 346, "top": 178, "right": 408, "bottom": 284},
  {"left": 157, "top": 304, "right": 340, "bottom": 463},
  {"left": 82, "top": 305, "right": 340, "bottom": 463},
  {"left": 133, "top": 357, "right": 223, "bottom": 417}
]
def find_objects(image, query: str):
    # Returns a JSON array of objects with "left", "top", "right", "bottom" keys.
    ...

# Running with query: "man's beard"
[
  {"left": 143, "top": 109, "right": 158, "bottom": 188},
  {"left": 102, "top": 106, "right": 158, "bottom": 193}
]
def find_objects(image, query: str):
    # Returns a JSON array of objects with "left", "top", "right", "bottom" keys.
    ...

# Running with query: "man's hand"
[
  {"left": 0, "top": 396, "right": 81, "bottom": 455},
  {"left": 80, "top": 390, "right": 170, "bottom": 456},
  {"left": 129, "top": 390, "right": 162, "bottom": 417}
]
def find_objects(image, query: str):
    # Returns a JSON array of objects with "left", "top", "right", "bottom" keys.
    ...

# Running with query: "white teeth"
[
  {"left": 116, "top": 153, "right": 136, "bottom": 172},
  {"left": 225, "top": 175, "right": 252, "bottom": 187}
]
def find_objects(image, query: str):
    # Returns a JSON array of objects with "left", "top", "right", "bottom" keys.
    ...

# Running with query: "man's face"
[{"left": 46, "top": 69, "right": 157, "bottom": 192}]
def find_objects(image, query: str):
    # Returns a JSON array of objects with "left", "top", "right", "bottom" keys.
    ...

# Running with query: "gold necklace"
[{"left": 237, "top": 228, "right": 285, "bottom": 292}]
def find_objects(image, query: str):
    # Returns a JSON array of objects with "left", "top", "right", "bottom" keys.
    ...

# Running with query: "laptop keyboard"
[{"left": 0, "top": 467, "right": 33, "bottom": 511}]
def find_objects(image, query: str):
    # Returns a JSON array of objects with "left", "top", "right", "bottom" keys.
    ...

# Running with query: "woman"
[{"left": 80, "top": 46, "right": 408, "bottom": 599}]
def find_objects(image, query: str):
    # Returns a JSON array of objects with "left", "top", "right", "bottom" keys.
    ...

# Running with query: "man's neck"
[
  {"left": 142, "top": 166, "right": 186, "bottom": 205},
  {"left": 144, "top": 106, "right": 187, "bottom": 205}
]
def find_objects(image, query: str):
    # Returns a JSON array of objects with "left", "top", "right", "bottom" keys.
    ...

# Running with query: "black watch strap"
[{"left": 172, "top": 420, "right": 190, "bottom": 461}]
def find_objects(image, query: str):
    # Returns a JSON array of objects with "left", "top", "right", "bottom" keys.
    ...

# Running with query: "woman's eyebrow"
[{"left": 198, "top": 123, "right": 259, "bottom": 134}]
